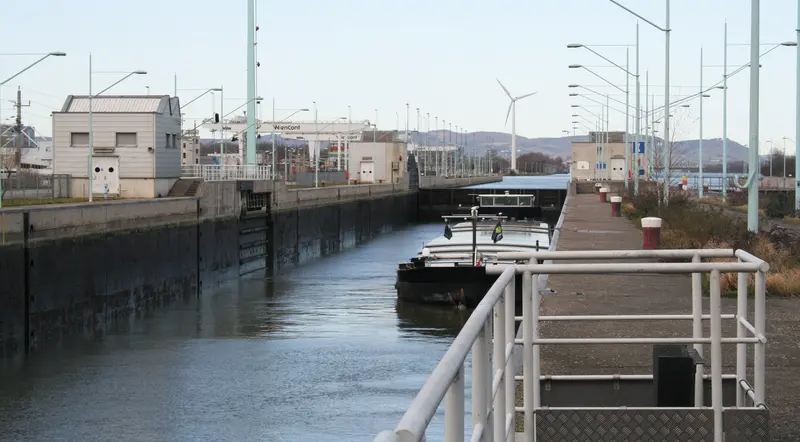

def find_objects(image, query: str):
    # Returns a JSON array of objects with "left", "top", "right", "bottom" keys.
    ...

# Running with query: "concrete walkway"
[{"left": 514, "top": 193, "right": 800, "bottom": 440}]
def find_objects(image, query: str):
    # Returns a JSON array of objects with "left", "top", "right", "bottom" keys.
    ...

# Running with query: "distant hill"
[{"left": 199, "top": 131, "right": 756, "bottom": 165}]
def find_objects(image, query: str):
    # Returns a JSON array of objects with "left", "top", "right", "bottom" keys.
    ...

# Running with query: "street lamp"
[
  {"left": 609, "top": 0, "right": 670, "bottom": 205},
  {"left": 314, "top": 117, "right": 347, "bottom": 188},
  {"left": 0, "top": 51, "right": 66, "bottom": 209},
  {"left": 88, "top": 54, "right": 147, "bottom": 202},
  {"left": 568, "top": 37, "right": 639, "bottom": 192},
  {"left": 271, "top": 104, "right": 309, "bottom": 179}
]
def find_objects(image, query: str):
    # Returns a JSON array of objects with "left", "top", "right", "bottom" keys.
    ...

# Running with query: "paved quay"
[{"left": 515, "top": 192, "right": 800, "bottom": 440}]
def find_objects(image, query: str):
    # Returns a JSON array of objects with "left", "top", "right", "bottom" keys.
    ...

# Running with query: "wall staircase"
[{"left": 168, "top": 179, "right": 203, "bottom": 197}]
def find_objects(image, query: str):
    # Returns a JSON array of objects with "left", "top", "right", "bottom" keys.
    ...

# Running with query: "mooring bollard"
[
  {"left": 599, "top": 187, "right": 609, "bottom": 203},
  {"left": 610, "top": 196, "right": 622, "bottom": 217},
  {"left": 641, "top": 217, "right": 662, "bottom": 250},
  {"left": 594, "top": 182, "right": 603, "bottom": 193}
]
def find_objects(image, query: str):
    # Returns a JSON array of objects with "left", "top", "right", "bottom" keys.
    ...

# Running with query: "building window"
[
  {"left": 115, "top": 132, "right": 138, "bottom": 147},
  {"left": 70, "top": 132, "right": 89, "bottom": 147},
  {"left": 182, "top": 152, "right": 186, "bottom": 159},
  {"left": 171, "top": 134, "right": 177, "bottom": 149},
  {"left": 165, "top": 134, "right": 171, "bottom": 149}
]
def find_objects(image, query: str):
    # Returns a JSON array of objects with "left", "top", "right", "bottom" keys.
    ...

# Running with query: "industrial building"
[
  {"left": 570, "top": 131, "right": 643, "bottom": 181},
  {"left": 346, "top": 141, "right": 407, "bottom": 184},
  {"left": 52, "top": 95, "right": 182, "bottom": 198}
]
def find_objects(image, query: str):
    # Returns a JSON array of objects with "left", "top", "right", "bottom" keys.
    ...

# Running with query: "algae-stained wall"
[
  {"left": 0, "top": 182, "right": 418, "bottom": 358},
  {"left": 271, "top": 191, "right": 417, "bottom": 269}
]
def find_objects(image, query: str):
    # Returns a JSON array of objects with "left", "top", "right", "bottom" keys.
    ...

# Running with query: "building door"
[
  {"left": 360, "top": 161, "right": 374, "bottom": 183},
  {"left": 610, "top": 158, "right": 625, "bottom": 181},
  {"left": 92, "top": 156, "right": 120, "bottom": 196}
]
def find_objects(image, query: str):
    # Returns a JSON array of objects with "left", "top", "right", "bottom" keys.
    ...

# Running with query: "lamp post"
[
  {"left": 0, "top": 51, "right": 66, "bottom": 208},
  {"left": 87, "top": 54, "right": 146, "bottom": 202},
  {"left": 271, "top": 105, "right": 309, "bottom": 179},
  {"left": 568, "top": 37, "right": 638, "bottom": 191},
  {"left": 796, "top": 1, "right": 800, "bottom": 214},
  {"left": 609, "top": 0, "right": 670, "bottom": 204},
  {"left": 314, "top": 117, "right": 347, "bottom": 188}
]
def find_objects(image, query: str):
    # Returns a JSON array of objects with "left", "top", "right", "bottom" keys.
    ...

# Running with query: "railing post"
[
  {"left": 522, "top": 269, "right": 533, "bottom": 441},
  {"left": 691, "top": 254, "right": 703, "bottom": 406},
  {"left": 709, "top": 269, "right": 723, "bottom": 442},
  {"left": 484, "top": 313, "right": 494, "bottom": 441},
  {"left": 531, "top": 262, "right": 541, "bottom": 414},
  {"left": 472, "top": 319, "right": 489, "bottom": 442},
  {"left": 504, "top": 277, "right": 516, "bottom": 440},
  {"left": 754, "top": 268, "right": 766, "bottom": 405},
  {"left": 445, "top": 364, "right": 465, "bottom": 442},
  {"left": 493, "top": 293, "right": 506, "bottom": 442},
  {"left": 736, "top": 258, "right": 748, "bottom": 407}
]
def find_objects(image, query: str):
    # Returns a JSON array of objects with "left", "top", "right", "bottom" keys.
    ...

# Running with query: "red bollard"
[
  {"left": 599, "top": 187, "right": 608, "bottom": 203},
  {"left": 610, "top": 196, "right": 622, "bottom": 217},
  {"left": 642, "top": 217, "right": 662, "bottom": 250}
]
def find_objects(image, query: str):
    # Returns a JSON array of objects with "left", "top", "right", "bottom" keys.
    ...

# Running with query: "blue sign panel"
[{"left": 631, "top": 141, "right": 645, "bottom": 153}]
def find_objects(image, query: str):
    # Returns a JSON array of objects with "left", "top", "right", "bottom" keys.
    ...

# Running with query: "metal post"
[
  {"left": 754, "top": 269, "right": 766, "bottom": 405},
  {"left": 736, "top": 259, "right": 748, "bottom": 407},
  {"left": 272, "top": 99, "right": 277, "bottom": 178},
  {"left": 691, "top": 254, "right": 704, "bottom": 406},
  {"left": 245, "top": 0, "right": 257, "bottom": 165},
  {"left": 522, "top": 269, "right": 533, "bottom": 440},
  {"left": 635, "top": 22, "right": 641, "bottom": 193},
  {"left": 723, "top": 21, "right": 729, "bottom": 202},
  {"left": 747, "top": 0, "right": 760, "bottom": 232},
  {"left": 88, "top": 53, "right": 94, "bottom": 202},
  {"left": 625, "top": 47, "right": 630, "bottom": 190},
  {"left": 699, "top": 47, "right": 704, "bottom": 198},
  {"left": 472, "top": 318, "right": 489, "bottom": 442},
  {"left": 663, "top": 0, "right": 671, "bottom": 205},
  {"left": 531, "top": 263, "right": 541, "bottom": 411},
  {"left": 493, "top": 291, "right": 506, "bottom": 442},
  {"left": 504, "top": 277, "right": 516, "bottom": 437},
  {"left": 603, "top": 95, "right": 611, "bottom": 181},
  {"left": 796, "top": 1, "right": 800, "bottom": 213},
  {"left": 444, "top": 365, "right": 465, "bottom": 442},
  {"left": 709, "top": 269, "right": 723, "bottom": 442}
]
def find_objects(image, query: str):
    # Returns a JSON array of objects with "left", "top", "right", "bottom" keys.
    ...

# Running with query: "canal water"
[{"left": 0, "top": 222, "right": 475, "bottom": 442}]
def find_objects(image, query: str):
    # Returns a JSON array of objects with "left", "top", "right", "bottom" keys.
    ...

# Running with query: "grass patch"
[{"left": 623, "top": 187, "right": 800, "bottom": 297}]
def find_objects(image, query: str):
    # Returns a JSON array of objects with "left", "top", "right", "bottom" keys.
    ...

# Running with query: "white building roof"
[{"left": 58, "top": 95, "right": 181, "bottom": 116}]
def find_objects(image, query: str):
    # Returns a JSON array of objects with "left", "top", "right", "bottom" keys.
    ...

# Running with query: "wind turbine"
[{"left": 497, "top": 79, "right": 536, "bottom": 172}]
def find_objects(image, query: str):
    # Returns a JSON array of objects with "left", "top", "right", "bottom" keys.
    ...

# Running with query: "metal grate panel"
[
  {"left": 536, "top": 409, "right": 714, "bottom": 442},
  {"left": 723, "top": 409, "right": 769, "bottom": 442}
]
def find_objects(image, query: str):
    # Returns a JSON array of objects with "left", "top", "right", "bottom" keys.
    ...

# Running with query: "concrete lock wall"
[{"left": 0, "top": 180, "right": 418, "bottom": 357}]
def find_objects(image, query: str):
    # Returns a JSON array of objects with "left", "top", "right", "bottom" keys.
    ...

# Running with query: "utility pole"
[{"left": 14, "top": 87, "right": 31, "bottom": 169}]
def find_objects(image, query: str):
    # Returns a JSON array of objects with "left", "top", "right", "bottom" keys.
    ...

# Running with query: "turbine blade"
[
  {"left": 504, "top": 102, "right": 512, "bottom": 127},
  {"left": 516, "top": 91, "right": 538, "bottom": 100},
  {"left": 496, "top": 78, "right": 512, "bottom": 98}
]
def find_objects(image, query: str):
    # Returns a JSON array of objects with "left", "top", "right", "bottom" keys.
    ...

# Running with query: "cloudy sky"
[{"left": 2, "top": 0, "right": 798, "bottom": 152}]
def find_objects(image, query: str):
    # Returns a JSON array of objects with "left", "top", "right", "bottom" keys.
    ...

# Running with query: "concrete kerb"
[{"left": 511, "top": 192, "right": 569, "bottom": 373}]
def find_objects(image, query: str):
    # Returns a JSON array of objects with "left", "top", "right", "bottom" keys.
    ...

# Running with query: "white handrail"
[
  {"left": 180, "top": 164, "right": 272, "bottom": 181},
  {"left": 375, "top": 267, "right": 515, "bottom": 441}
]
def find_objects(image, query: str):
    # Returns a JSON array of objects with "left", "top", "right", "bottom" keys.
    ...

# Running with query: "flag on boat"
[
  {"left": 491, "top": 220, "right": 503, "bottom": 243},
  {"left": 444, "top": 221, "right": 453, "bottom": 240}
]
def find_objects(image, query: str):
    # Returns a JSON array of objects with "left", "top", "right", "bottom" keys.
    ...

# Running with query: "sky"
[{"left": 2, "top": 0, "right": 799, "bottom": 153}]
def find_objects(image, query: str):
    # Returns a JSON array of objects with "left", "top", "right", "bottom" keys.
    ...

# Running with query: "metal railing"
[
  {"left": 1, "top": 172, "right": 71, "bottom": 200},
  {"left": 374, "top": 248, "right": 769, "bottom": 442},
  {"left": 181, "top": 164, "right": 272, "bottom": 181}
]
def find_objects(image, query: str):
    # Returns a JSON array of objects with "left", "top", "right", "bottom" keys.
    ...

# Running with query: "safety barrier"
[
  {"left": 374, "top": 248, "right": 769, "bottom": 442},
  {"left": 181, "top": 164, "right": 272, "bottom": 181}
]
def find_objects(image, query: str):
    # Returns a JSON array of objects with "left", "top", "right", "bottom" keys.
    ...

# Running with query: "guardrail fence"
[
  {"left": 181, "top": 164, "right": 272, "bottom": 181},
  {"left": 374, "top": 248, "right": 769, "bottom": 442}
]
